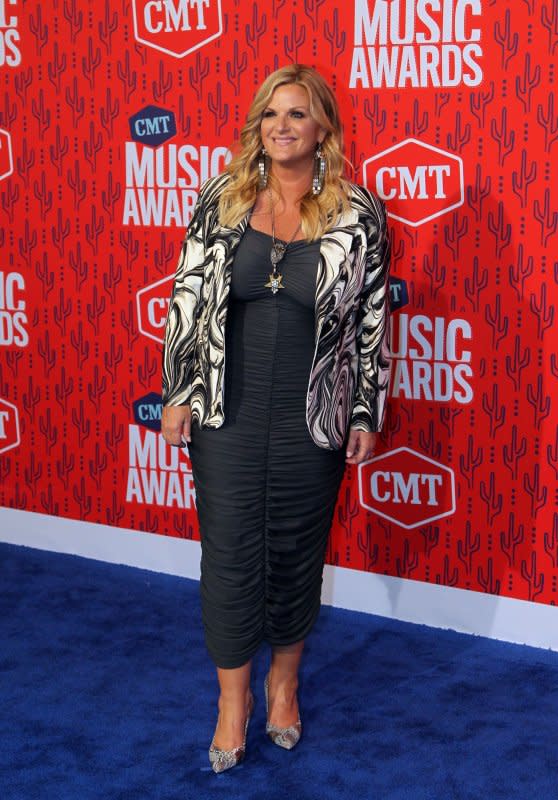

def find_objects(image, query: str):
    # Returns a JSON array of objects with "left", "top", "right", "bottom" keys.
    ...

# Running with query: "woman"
[{"left": 161, "top": 64, "right": 390, "bottom": 772}]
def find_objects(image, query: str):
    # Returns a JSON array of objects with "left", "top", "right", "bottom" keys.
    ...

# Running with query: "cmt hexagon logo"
[
  {"left": 129, "top": 106, "right": 176, "bottom": 147},
  {"left": 0, "top": 397, "right": 20, "bottom": 454},
  {"left": 388, "top": 276, "right": 408, "bottom": 311},
  {"left": 0, "top": 129, "right": 14, "bottom": 182},
  {"left": 363, "top": 139, "right": 464, "bottom": 227},
  {"left": 132, "top": 0, "right": 223, "bottom": 58},
  {"left": 137, "top": 274, "right": 174, "bottom": 343},
  {"left": 133, "top": 392, "right": 163, "bottom": 432},
  {"left": 358, "top": 446, "right": 456, "bottom": 529}
]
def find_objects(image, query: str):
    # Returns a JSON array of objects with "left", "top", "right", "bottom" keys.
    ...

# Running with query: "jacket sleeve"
[
  {"left": 349, "top": 190, "right": 391, "bottom": 433},
  {"left": 161, "top": 184, "right": 208, "bottom": 406}
]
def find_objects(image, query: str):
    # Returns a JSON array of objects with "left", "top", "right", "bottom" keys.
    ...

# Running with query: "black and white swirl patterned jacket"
[{"left": 161, "top": 171, "right": 391, "bottom": 451}]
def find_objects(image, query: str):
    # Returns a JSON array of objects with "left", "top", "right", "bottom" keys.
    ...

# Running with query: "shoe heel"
[
  {"left": 208, "top": 694, "right": 254, "bottom": 773},
  {"left": 264, "top": 672, "right": 302, "bottom": 750}
]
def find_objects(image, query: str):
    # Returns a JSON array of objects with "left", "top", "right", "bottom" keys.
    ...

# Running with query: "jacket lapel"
[{"left": 314, "top": 206, "right": 360, "bottom": 338}]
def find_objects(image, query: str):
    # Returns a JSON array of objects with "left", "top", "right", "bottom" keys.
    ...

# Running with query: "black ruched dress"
[{"left": 187, "top": 225, "right": 347, "bottom": 669}]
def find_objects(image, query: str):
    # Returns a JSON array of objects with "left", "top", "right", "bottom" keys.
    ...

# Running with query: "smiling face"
[{"left": 260, "top": 83, "right": 326, "bottom": 172}]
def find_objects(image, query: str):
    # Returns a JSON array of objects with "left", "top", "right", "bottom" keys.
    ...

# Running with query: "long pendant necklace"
[{"left": 264, "top": 188, "right": 301, "bottom": 294}]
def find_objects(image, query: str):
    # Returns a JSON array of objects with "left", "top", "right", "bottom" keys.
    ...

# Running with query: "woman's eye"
[{"left": 262, "top": 110, "right": 306, "bottom": 119}]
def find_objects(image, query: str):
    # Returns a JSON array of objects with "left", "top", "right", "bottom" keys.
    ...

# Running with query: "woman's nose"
[{"left": 276, "top": 114, "right": 291, "bottom": 131}]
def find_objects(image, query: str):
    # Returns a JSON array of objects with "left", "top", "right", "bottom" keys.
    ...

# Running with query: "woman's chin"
[{"left": 268, "top": 152, "right": 314, "bottom": 171}]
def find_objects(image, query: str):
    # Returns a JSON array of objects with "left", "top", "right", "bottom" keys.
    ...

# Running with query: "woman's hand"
[
  {"left": 161, "top": 405, "right": 192, "bottom": 447},
  {"left": 345, "top": 429, "right": 377, "bottom": 465}
]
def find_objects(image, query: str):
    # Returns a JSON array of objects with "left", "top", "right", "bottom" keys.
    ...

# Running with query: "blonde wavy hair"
[{"left": 218, "top": 64, "right": 351, "bottom": 240}]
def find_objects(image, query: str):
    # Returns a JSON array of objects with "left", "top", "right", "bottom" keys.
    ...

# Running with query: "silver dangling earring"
[
  {"left": 258, "top": 147, "right": 268, "bottom": 189},
  {"left": 312, "top": 144, "right": 326, "bottom": 196}
]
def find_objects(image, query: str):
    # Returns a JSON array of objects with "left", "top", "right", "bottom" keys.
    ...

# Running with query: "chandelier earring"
[
  {"left": 312, "top": 143, "right": 326, "bottom": 196},
  {"left": 258, "top": 147, "right": 269, "bottom": 190}
]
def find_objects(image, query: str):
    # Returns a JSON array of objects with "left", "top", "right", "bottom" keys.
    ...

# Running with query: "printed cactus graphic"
[
  {"left": 363, "top": 95, "right": 387, "bottom": 145},
  {"left": 446, "top": 111, "right": 470, "bottom": 153},
  {"left": 226, "top": 40, "right": 248, "bottom": 96},
  {"left": 541, "top": 0, "right": 558, "bottom": 54},
  {"left": 152, "top": 62, "right": 173, "bottom": 104},
  {"left": 482, "top": 384, "right": 506, "bottom": 438},
  {"left": 466, "top": 164, "right": 491, "bottom": 222},
  {"left": 48, "top": 42, "right": 67, "bottom": 94},
  {"left": 511, "top": 150, "right": 537, "bottom": 209},
  {"left": 516, "top": 53, "right": 541, "bottom": 113},
  {"left": 457, "top": 522, "right": 481, "bottom": 575},
  {"left": 494, "top": 9, "right": 519, "bottom": 68},
  {"left": 444, "top": 214, "right": 468, "bottom": 261},
  {"left": 436, "top": 555, "right": 459, "bottom": 588},
  {"left": 477, "top": 558, "right": 501, "bottom": 595},
  {"left": 470, "top": 83, "right": 495, "bottom": 128},
  {"left": 479, "top": 473, "right": 503, "bottom": 526},
  {"left": 505, "top": 335, "right": 530, "bottom": 392},
  {"left": 523, "top": 464, "right": 548, "bottom": 517},
  {"left": 405, "top": 99, "right": 429, "bottom": 138},
  {"left": 521, "top": 552, "right": 544, "bottom": 601},
  {"left": 284, "top": 15, "right": 307, "bottom": 63},
  {"left": 29, "top": 5, "right": 48, "bottom": 54},
  {"left": 357, "top": 523, "right": 380, "bottom": 571},
  {"left": 529, "top": 283, "right": 554, "bottom": 339},
  {"left": 304, "top": 0, "right": 327, "bottom": 31},
  {"left": 65, "top": 77, "right": 86, "bottom": 127},
  {"left": 100, "top": 89, "right": 120, "bottom": 138},
  {"left": 245, "top": 5, "right": 267, "bottom": 58},
  {"left": 490, "top": 107, "right": 515, "bottom": 166},
  {"left": 82, "top": 37, "right": 102, "bottom": 90},
  {"left": 117, "top": 51, "right": 138, "bottom": 104},
  {"left": 98, "top": 0, "right": 118, "bottom": 54},
  {"left": 487, "top": 202, "right": 512, "bottom": 259},
  {"left": 503, "top": 426, "right": 527, "bottom": 481},
  {"left": 500, "top": 513, "right": 525, "bottom": 568},
  {"left": 337, "top": 487, "right": 360, "bottom": 540},
  {"left": 537, "top": 92, "right": 558, "bottom": 152},
  {"left": 396, "top": 539, "right": 419, "bottom": 578},
  {"left": 63, "top": 0, "right": 84, "bottom": 43},
  {"left": 534, "top": 188, "right": 558, "bottom": 245},
  {"left": 323, "top": 9, "right": 345, "bottom": 67},
  {"left": 544, "top": 514, "right": 558, "bottom": 569},
  {"left": 526, "top": 375, "right": 551, "bottom": 431},
  {"left": 207, "top": 83, "right": 229, "bottom": 136}
]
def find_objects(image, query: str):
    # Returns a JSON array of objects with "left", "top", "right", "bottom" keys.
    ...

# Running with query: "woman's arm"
[
  {"left": 161, "top": 186, "right": 208, "bottom": 407},
  {"left": 349, "top": 189, "right": 391, "bottom": 436}
]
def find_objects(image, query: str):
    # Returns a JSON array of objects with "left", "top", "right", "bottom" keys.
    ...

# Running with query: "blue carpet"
[{"left": 1, "top": 541, "right": 558, "bottom": 800}]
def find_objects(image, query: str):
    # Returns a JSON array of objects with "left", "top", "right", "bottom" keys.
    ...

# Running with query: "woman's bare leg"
[
  {"left": 267, "top": 640, "right": 304, "bottom": 727},
  {"left": 212, "top": 661, "right": 253, "bottom": 749}
]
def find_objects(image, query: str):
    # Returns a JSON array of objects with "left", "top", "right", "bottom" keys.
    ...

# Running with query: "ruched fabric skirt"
[{"left": 187, "top": 228, "right": 347, "bottom": 669}]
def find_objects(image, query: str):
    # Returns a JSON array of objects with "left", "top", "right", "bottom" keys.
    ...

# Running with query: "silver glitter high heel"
[
  {"left": 208, "top": 694, "right": 254, "bottom": 773},
  {"left": 264, "top": 673, "right": 302, "bottom": 750}
]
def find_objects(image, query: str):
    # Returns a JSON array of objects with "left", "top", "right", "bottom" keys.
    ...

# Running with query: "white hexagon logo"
[
  {"left": 0, "top": 397, "right": 20, "bottom": 455},
  {"left": 358, "top": 446, "right": 456, "bottom": 529},
  {"left": 136, "top": 274, "right": 174, "bottom": 343},
  {"left": 0, "top": 129, "right": 14, "bottom": 182},
  {"left": 132, "top": 0, "right": 223, "bottom": 58},
  {"left": 363, "top": 138, "right": 464, "bottom": 227}
]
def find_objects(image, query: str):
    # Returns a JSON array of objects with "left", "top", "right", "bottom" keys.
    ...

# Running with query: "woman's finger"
[
  {"left": 345, "top": 429, "right": 359, "bottom": 458},
  {"left": 182, "top": 413, "right": 191, "bottom": 443}
]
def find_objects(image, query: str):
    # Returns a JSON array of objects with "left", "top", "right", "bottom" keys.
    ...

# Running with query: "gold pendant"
[{"left": 264, "top": 272, "right": 285, "bottom": 294}]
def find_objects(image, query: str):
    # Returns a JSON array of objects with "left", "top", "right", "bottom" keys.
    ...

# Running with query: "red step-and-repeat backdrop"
[{"left": 1, "top": 1, "right": 556, "bottom": 604}]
